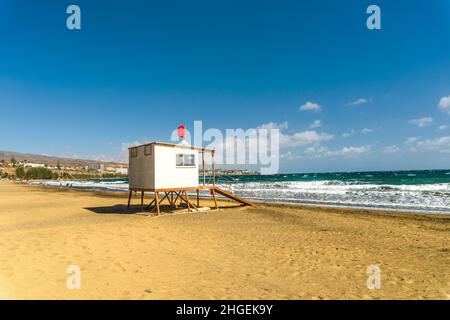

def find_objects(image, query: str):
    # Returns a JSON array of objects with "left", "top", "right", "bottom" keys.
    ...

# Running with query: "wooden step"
[{"left": 213, "top": 187, "right": 256, "bottom": 207}]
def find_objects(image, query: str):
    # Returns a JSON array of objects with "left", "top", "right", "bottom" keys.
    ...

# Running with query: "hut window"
[
  {"left": 144, "top": 145, "right": 152, "bottom": 156},
  {"left": 176, "top": 154, "right": 196, "bottom": 167},
  {"left": 130, "top": 148, "right": 138, "bottom": 158}
]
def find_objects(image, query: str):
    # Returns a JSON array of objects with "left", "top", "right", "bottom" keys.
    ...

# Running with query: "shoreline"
[
  {"left": 251, "top": 199, "right": 450, "bottom": 216},
  {"left": 26, "top": 180, "right": 450, "bottom": 216}
]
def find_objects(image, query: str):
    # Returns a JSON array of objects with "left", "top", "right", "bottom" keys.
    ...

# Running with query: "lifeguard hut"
[{"left": 127, "top": 125, "right": 254, "bottom": 214}]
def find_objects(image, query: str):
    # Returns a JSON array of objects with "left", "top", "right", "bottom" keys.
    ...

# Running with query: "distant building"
[
  {"left": 25, "top": 163, "right": 45, "bottom": 168},
  {"left": 114, "top": 167, "right": 128, "bottom": 175},
  {"left": 203, "top": 169, "right": 260, "bottom": 176},
  {"left": 87, "top": 163, "right": 105, "bottom": 171},
  {"left": 105, "top": 167, "right": 128, "bottom": 175}
]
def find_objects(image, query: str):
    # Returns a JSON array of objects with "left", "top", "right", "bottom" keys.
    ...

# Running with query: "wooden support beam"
[
  {"left": 155, "top": 192, "right": 160, "bottom": 215},
  {"left": 212, "top": 150, "right": 216, "bottom": 186},
  {"left": 211, "top": 188, "right": 218, "bottom": 209},
  {"left": 146, "top": 198, "right": 156, "bottom": 209},
  {"left": 148, "top": 192, "right": 156, "bottom": 213},
  {"left": 177, "top": 191, "right": 198, "bottom": 211},
  {"left": 178, "top": 191, "right": 185, "bottom": 206},
  {"left": 202, "top": 151, "right": 206, "bottom": 186},
  {"left": 170, "top": 192, "right": 175, "bottom": 209},
  {"left": 127, "top": 190, "right": 132, "bottom": 209},
  {"left": 196, "top": 189, "right": 200, "bottom": 207},
  {"left": 158, "top": 193, "right": 168, "bottom": 207},
  {"left": 173, "top": 192, "right": 180, "bottom": 208},
  {"left": 166, "top": 192, "right": 173, "bottom": 206},
  {"left": 185, "top": 191, "right": 191, "bottom": 212},
  {"left": 188, "top": 194, "right": 199, "bottom": 210}
]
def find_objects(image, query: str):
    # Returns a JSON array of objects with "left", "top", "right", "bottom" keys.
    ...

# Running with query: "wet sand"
[{"left": 0, "top": 181, "right": 449, "bottom": 299}]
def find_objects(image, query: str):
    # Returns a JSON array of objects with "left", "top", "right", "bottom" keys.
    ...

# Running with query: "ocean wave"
[
  {"left": 32, "top": 180, "right": 129, "bottom": 191},
  {"left": 32, "top": 177, "right": 450, "bottom": 214}
]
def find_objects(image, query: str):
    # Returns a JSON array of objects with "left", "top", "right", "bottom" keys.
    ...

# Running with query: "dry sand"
[{"left": 0, "top": 180, "right": 449, "bottom": 299}]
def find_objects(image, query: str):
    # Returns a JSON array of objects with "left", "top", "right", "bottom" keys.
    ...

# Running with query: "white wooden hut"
[
  {"left": 128, "top": 142, "right": 200, "bottom": 190},
  {"left": 127, "top": 141, "right": 254, "bottom": 214}
]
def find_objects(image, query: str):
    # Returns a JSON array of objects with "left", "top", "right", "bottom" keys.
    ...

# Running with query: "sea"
[{"left": 33, "top": 169, "right": 450, "bottom": 214}]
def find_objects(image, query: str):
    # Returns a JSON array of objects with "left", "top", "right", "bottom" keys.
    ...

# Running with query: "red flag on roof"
[{"left": 177, "top": 125, "right": 186, "bottom": 139}]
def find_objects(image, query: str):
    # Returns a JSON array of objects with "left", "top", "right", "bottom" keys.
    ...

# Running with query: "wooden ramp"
[{"left": 213, "top": 186, "right": 256, "bottom": 207}]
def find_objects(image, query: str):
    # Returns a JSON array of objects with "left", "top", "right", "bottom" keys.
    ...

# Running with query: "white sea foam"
[
  {"left": 33, "top": 180, "right": 129, "bottom": 191},
  {"left": 32, "top": 179, "right": 450, "bottom": 214},
  {"left": 221, "top": 180, "right": 450, "bottom": 212}
]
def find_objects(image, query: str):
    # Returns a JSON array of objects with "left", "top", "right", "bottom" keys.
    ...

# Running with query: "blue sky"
[{"left": 1, "top": 0, "right": 449, "bottom": 173}]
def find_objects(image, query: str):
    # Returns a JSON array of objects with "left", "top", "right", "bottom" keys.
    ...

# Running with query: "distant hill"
[{"left": 0, "top": 150, "right": 127, "bottom": 168}]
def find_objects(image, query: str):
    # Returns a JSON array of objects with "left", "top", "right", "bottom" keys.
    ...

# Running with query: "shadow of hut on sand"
[{"left": 84, "top": 203, "right": 200, "bottom": 215}]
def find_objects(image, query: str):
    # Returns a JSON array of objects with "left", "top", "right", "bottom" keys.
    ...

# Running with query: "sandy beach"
[{"left": 0, "top": 180, "right": 449, "bottom": 300}]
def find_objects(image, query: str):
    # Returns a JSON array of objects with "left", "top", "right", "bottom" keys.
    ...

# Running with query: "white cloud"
[
  {"left": 408, "top": 117, "right": 433, "bottom": 128},
  {"left": 280, "top": 151, "right": 292, "bottom": 159},
  {"left": 304, "top": 147, "right": 327, "bottom": 157},
  {"left": 405, "top": 136, "right": 450, "bottom": 153},
  {"left": 437, "top": 125, "right": 448, "bottom": 131},
  {"left": 361, "top": 128, "right": 373, "bottom": 134},
  {"left": 258, "top": 121, "right": 288, "bottom": 130},
  {"left": 342, "top": 129, "right": 355, "bottom": 138},
  {"left": 279, "top": 151, "right": 302, "bottom": 161},
  {"left": 198, "top": 121, "right": 334, "bottom": 166},
  {"left": 280, "top": 130, "right": 333, "bottom": 148},
  {"left": 299, "top": 101, "right": 321, "bottom": 113},
  {"left": 346, "top": 98, "right": 371, "bottom": 106},
  {"left": 438, "top": 94, "right": 450, "bottom": 115},
  {"left": 304, "top": 145, "right": 371, "bottom": 158},
  {"left": 382, "top": 145, "right": 400, "bottom": 153},
  {"left": 257, "top": 121, "right": 333, "bottom": 147},
  {"left": 405, "top": 137, "right": 420, "bottom": 145},
  {"left": 337, "top": 145, "right": 371, "bottom": 157},
  {"left": 309, "top": 120, "right": 322, "bottom": 129}
]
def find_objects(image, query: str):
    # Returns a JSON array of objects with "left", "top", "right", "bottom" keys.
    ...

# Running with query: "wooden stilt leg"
[
  {"left": 196, "top": 189, "right": 200, "bottom": 207},
  {"left": 185, "top": 191, "right": 191, "bottom": 212},
  {"left": 141, "top": 191, "right": 144, "bottom": 211},
  {"left": 155, "top": 192, "right": 160, "bottom": 215},
  {"left": 174, "top": 192, "right": 180, "bottom": 208},
  {"left": 127, "top": 190, "right": 132, "bottom": 209},
  {"left": 211, "top": 189, "right": 218, "bottom": 209}
]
